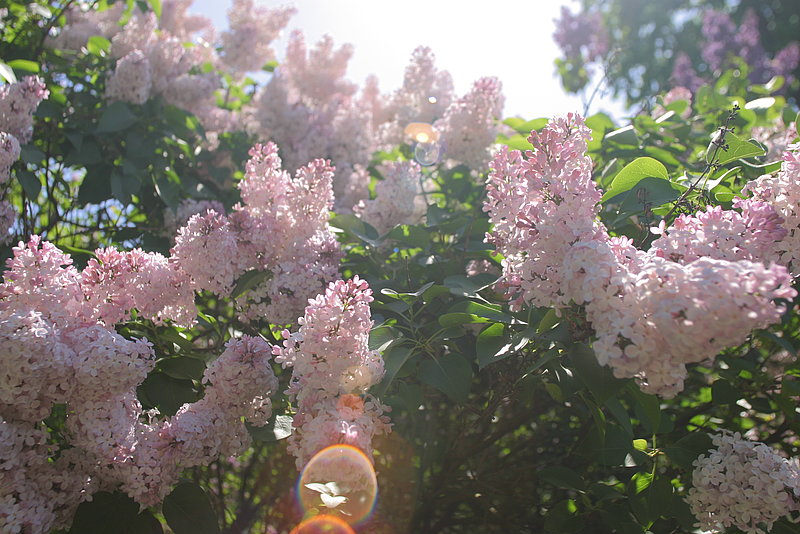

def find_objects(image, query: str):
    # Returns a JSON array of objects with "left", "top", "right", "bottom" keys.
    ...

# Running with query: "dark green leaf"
[
  {"left": 159, "top": 357, "right": 206, "bottom": 381},
  {"left": 663, "top": 432, "right": 713, "bottom": 470},
  {"left": 445, "top": 301, "right": 515, "bottom": 324},
  {"left": 539, "top": 465, "right": 586, "bottom": 491},
  {"left": 711, "top": 379, "right": 741, "bottom": 405},
  {"left": 17, "top": 169, "right": 41, "bottom": 199},
  {"left": 419, "top": 353, "right": 472, "bottom": 402},
  {"left": 231, "top": 269, "right": 271, "bottom": 299},
  {"left": 329, "top": 213, "right": 381, "bottom": 245},
  {"left": 69, "top": 492, "right": 163, "bottom": 534},
  {"left": 443, "top": 273, "right": 498, "bottom": 298},
  {"left": 570, "top": 344, "right": 627, "bottom": 404},
  {"left": 544, "top": 499, "right": 582, "bottom": 533},
  {"left": 476, "top": 324, "right": 535, "bottom": 369},
  {"left": 139, "top": 373, "right": 197, "bottom": 416},
  {"left": 153, "top": 170, "right": 181, "bottom": 209},
  {"left": 163, "top": 483, "right": 220, "bottom": 534},
  {"left": 96, "top": 102, "right": 138, "bottom": 133},
  {"left": 373, "top": 344, "right": 415, "bottom": 397}
]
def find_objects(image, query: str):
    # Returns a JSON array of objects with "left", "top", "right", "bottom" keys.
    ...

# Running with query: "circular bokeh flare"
[{"left": 297, "top": 444, "right": 378, "bottom": 525}]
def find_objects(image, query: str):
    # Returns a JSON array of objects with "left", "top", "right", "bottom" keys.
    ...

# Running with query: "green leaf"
[
  {"left": 503, "top": 117, "right": 548, "bottom": 134},
  {"left": 419, "top": 353, "right": 472, "bottom": 402},
  {"left": 476, "top": 323, "right": 506, "bottom": 369},
  {"left": 715, "top": 133, "right": 766, "bottom": 165},
  {"left": 6, "top": 59, "right": 39, "bottom": 74},
  {"left": 139, "top": 372, "right": 197, "bottom": 416},
  {"left": 0, "top": 62, "right": 16, "bottom": 84},
  {"left": 148, "top": 0, "right": 162, "bottom": 17},
  {"left": 500, "top": 134, "right": 533, "bottom": 151},
  {"left": 248, "top": 414, "right": 294, "bottom": 442},
  {"left": 663, "top": 432, "right": 713, "bottom": 470},
  {"left": 163, "top": 483, "right": 220, "bottom": 534},
  {"left": 438, "top": 312, "right": 487, "bottom": 327},
  {"left": 601, "top": 157, "right": 669, "bottom": 202},
  {"left": 632, "top": 439, "right": 647, "bottom": 451},
  {"left": 605, "top": 398, "right": 634, "bottom": 437},
  {"left": 604, "top": 124, "right": 638, "bottom": 146},
  {"left": 159, "top": 357, "right": 206, "bottom": 381},
  {"left": 445, "top": 301, "right": 515, "bottom": 324},
  {"left": 592, "top": 423, "right": 634, "bottom": 466},
  {"left": 69, "top": 492, "right": 163, "bottom": 534},
  {"left": 231, "top": 269, "right": 271, "bottom": 299},
  {"left": 153, "top": 170, "right": 181, "bottom": 208},
  {"left": 629, "top": 387, "right": 662, "bottom": 435},
  {"left": 569, "top": 344, "right": 627, "bottom": 404},
  {"left": 443, "top": 273, "right": 498, "bottom": 298},
  {"left": 539, "top": 465, "right": 586, "bottom": 491},
  {"left": 86, "top": 35, "right": 111, "bottom": 56},
  {"left": 329, "top": 213, "right": 381, "bottom": 246},
  {"left": 711, "top": 379, "right": 740, "bottom": 405},
  {"left": 544, "top": 499, "right": 582, "bottom": 533},
  {"left": 17, "top": 169, "right": 41, "bottom": 199},
  {"left": 96, "top": 102, "right": 138, "bottom": 133},
  {"left": 373, "top": 344, "right": 415, "bottom": 397},
  {"left": 385, "top": 224, "right": 430, "bottom": 248},
  {"left": 476, "top": 323, "right": 535, "bottom": 369},
  {"left": 629, "top": 472, "right": 653, "bottom": 495}
]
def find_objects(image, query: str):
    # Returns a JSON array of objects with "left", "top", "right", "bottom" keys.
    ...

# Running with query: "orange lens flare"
[
  {"left": 290, "top": 514, "right": 355, "bottom": 534},
  {"left": 403, "top": 122, "right": 439, "bottom": 143},
  {"left": 297, "top": 444, "right": 378, "bottom": 526}
]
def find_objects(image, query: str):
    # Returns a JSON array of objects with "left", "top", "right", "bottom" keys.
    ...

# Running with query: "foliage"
[
  {"left": 1, "top": 1, "right": 800, "bottom": 534},
  {"left": 554, "top": 0, "right": 800, "bottom": 108}
]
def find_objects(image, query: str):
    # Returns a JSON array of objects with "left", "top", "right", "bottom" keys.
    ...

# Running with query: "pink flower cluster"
[
  {"left": 355, "top": 160, "right": 425, "bottom": 234},
  {"left": 434, "top": 77, "right": 505, "bottom": 171},
  {"left": 687, "top": 431, "right": 800, "bottom": 534},
  {"left": 553, "top": 7, "right": 610, "bottom": 62},
  {"left": 163, "top": 198, "right": 226, "bottom": 239},
  {"left": 250, "top": 31, "right": 373, "bottom": 212},
  {"left": 0, "top": 75, "right": 49, "bottom": 145},
  {"left": 219, "top": 0, "right": 296, "bottom": 76},
  {"left": 672, "top": 9, "right": 800, "bottom": 91},
  {"left": 172, "top": 142, "right": 342, "bottom": 325},
  {"left": 744, "top": 146, "right": 800, "bottom": 272},
  {"left": 0, "top": 75, "right": 48, "bottom": 244},
  {"left": 273, "top": 277, "right": 391, "bottom": 469},
  {"left": 649, "top": 201, "right": 787, "bottom": 264},
  {"left": 375, "top": 47, "right": 454, "bottom": 150},
  {"left": 0, "top": 237, "right": 280, "bottom": 529},
  {"left": 485, "top": 114, "right": 797, "bottom": 396}
]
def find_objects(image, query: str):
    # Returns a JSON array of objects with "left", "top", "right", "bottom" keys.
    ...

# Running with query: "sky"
[{"left": 192, "top": 0, "right": 627, "bottom": 120}]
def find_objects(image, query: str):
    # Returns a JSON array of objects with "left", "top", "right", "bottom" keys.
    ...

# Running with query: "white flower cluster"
[{"left": 687, "top": 431, "right": 800, "bottom": 534}]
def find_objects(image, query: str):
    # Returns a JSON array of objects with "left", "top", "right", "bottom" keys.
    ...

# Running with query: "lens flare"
[
  {"left": 403, "top": 122, "right": 438, "bottom": 144},
  {"left": 290, "top": 515, "right": 355, "bottom": 534},
  {"left": 414, "top": 141, "right": 441, "bottom": 166},
  {"left": 297, "top": 444, "right": 378, "bottom": 525}
]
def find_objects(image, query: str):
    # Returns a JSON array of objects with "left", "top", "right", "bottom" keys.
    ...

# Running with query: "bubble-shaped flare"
[
  {"left": 414, "top": 141, "right": 441, "bottom": 166},
  {"left": 290, "top": 515, "right": 355, "bottom": 534},
  {"left": 298, "top": 444, "right": 378, "bottom": 525}
]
